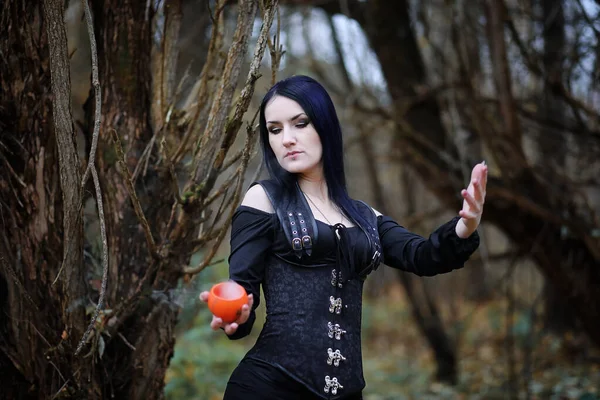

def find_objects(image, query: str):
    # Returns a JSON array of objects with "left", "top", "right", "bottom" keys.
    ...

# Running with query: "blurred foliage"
[
  {"left": 165, "top": 258, "right": 258, "bottom": 400},
  {"left": 165, "top": 270, "right": 600, "bottom": 400}
]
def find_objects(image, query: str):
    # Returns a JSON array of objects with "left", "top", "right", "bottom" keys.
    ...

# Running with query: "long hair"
[{"left": 258, "top": 75, "right": 370, "bottom": 229}]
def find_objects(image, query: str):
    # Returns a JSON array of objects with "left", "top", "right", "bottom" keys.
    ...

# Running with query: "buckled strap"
[
  {"left": 297, "top": 212, "right": 312, "bottom": 256},
  {"left": 287, "top": 211, "right": 303, "bottom": 258},
  {"left": 249, "top": 180, "right": 319, "bottom": 259}
]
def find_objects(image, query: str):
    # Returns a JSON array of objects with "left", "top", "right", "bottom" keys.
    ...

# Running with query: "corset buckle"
[
  {"left": 324, "top": 376, "right": 343, "bottom": 395},
  {"left": 327, "top": 348, "right": 347, "bottom": 367},
  {"left": 329, "top": 296, "right": 342, "bottom": 314}
]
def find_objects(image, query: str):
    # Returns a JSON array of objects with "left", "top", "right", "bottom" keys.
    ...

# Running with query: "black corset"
[
  {"left": 240, "top": 180, "right": 382, "bottom": 398},
  {"left": 245, "top": 223, "right": 370, "bottom": 398}
]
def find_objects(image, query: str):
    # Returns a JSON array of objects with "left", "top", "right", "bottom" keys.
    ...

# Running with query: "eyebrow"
[{"left": 266, "top": 113, "right": 306, "bottom": 124}]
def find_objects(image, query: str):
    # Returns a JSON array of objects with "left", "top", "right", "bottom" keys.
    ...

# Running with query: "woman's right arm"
[{"left": 199, "top": 184, "right": 275, "bottom": 339}]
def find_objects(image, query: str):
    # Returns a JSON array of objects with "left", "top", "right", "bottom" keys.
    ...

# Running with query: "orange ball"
[{"left": 207, "top": 281, "right": 248, "bottom": 323}]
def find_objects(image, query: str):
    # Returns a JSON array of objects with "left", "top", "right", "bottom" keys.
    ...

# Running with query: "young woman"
[{"left": 199, "top": 75, "right": 487, "bottom": 399}]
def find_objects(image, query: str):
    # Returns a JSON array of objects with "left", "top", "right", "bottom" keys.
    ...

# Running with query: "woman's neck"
[{"left": 297, "top": 175, "right": 329, "bottom": 203}]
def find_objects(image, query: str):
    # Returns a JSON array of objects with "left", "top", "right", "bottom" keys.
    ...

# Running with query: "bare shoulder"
[
  {"left": 372, "top": 207, "right": 383, "bottom": 217},
  {"left": 241, "top": 184, "right": 275, "bottom": 213}
]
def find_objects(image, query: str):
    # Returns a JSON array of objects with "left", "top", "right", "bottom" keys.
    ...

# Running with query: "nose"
[{"left": 281, "top": 127, "right": 296, "bottom": 147}]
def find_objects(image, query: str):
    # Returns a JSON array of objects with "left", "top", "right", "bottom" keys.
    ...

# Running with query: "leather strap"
[{"left": 249, "top": 180, "right": 318, "bottom": 259}]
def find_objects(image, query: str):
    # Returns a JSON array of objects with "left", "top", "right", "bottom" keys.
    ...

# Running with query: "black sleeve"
[
  {"left": 226, "top": 206, "right": 276, "bottom": 340},
  {"left": 378, "top": 215, "right": 480, "bottom": 276}
]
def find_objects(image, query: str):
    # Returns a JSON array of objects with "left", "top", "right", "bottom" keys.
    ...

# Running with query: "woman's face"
[{"left": 265, "top": 96, "right": 323, "bottom": 176}]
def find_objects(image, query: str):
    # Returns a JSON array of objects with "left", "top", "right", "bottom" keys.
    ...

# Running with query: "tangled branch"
[{"left": 75, "top": 0, "right": 108, "bottom": 356}]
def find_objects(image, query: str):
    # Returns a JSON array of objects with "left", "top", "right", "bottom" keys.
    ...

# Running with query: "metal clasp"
[
  {"left": 329, "top": 296, "right": 342, "bottom": 314},
  {"left": 327, "top": 322, "right": 346, "bottom": 340},
  {"left": 324, "top": 376, "right": 344, "bottom": 395},
  {"left": 331, "top": 269, "right": 342, "bottom": 288},
  {"left": 327, "top": 348, "right": 347, "bottom": 367}
]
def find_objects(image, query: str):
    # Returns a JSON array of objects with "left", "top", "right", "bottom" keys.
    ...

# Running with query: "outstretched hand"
[
  {"left": 198, "top": 291, "right": 254, "bottom": 336},
  {"left": 456, "top": 161, "right": 488, "bottom": 238}
]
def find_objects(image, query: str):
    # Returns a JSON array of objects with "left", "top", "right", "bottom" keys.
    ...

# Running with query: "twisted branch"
[
  {"left": 75, "top": 0, "right": 108, "bottom": 356},
  {"left": 81, "top": 0, "right": 102, "bottom": 188}
]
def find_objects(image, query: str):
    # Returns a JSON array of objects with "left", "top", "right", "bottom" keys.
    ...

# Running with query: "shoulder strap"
[
  {"left": 353, "top": 200, "right": 382, "bottom": 277},
  {"left": 355, "top": 200, "right": 378, "bottom": 227},
  {"left": 249, "top": 180, "right": 318, "bottom": 258}
]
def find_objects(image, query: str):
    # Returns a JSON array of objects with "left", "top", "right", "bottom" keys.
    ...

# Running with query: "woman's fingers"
[
  {"left": 238, "top": 304, "right": 250, "bottom": 324},
  {"left": 459, "top": 209, "right": 479, "bottom": 220},
  {"left": 210, "top": 316, "right": 223, "bottom": 331},
  {"left": 198, "top": 291, "right": 209, "bottom": 302},
  {"left": 462, "top": 188, "right": 480, "bottom": 213},
  {"left": 236, "top": 294, "right": 254, "bottom": 324},
  {"left": 210, "top": 316, "right": 241, "bottom": 336},
  {"left": 223, "top": 323, "right": 239, "bottom": 336},
  {"left": 475, "top": 180, "right": 486, "bottom": 203},
  {"left": 480, "top": 162, "right": 488, "bottom": 189}
]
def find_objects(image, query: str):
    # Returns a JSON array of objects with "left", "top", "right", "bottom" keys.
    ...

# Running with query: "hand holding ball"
[{"left": 207, "top": 281, "right": 249, "bottom": 323}]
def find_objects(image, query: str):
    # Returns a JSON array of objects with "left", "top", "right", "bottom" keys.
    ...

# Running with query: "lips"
[{"left": 285, "top": 151, "right": 302, "bottom": 158}]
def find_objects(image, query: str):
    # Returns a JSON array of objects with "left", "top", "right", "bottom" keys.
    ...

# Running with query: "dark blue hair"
[{"left": 258, "top": 75, "right": 370, "bottom": 230}]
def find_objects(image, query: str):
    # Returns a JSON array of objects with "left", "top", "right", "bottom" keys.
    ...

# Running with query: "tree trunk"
[
  {"left": 538, "top": 0, "right": 577, "bottom": 333},
  {"left": 450, "top": 0, "right": 492, "bottom": 302},
  {"left": 0, "top": 1, "right": 181, "bottom": 398},
  {"left": 399, "top": 166, "right": 459, "bottom": 384},
  {"left": 0, "top": 1, "right": 93, "bottom": 398}
]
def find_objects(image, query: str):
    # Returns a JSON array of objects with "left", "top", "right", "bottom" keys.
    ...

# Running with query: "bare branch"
[
  {"left": 486, "top": 0, "right": 521, "bottom": 141},
  {"left": 75, "top": 167, "right": 108, "bottom": 356},
  {"left": 81, "top": 0, "right": 102, "bottom": 188},
  {"left": 75, "top": 0, "right": 109, "bottom": 356},
  {"left": 158, "top": 0, "right": 182, "bottom": 128},
  {"left": 112, "top": 130, "right": 158, "bottom": 259},
  {"left": 204, "top": 169, "right": 242, "bottom": 208},
  {"left": 200, "top": 0, "right": 279, "bottom": 197},
  {"left": 173, "top": 1, "right": 226, "bottom": 163},
  {"left": 190, "top": 0, "right": 259, "bottom": 184},
  {"left": 118, "top": 332, "right": 137, "bottom": 351},
  {"left": 184, "top": 121, "right": 259, "bottom": 276},
  {"left": 505, "top": 12, "right": 600, "bottom": 123},
  {"left": 267, "top": 4, "right": 284, "bottom": 84}
]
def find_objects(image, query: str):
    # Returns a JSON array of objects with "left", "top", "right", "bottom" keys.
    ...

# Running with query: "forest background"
[{"left": 1, "top": 0, "right": 599, "bottom": 399}]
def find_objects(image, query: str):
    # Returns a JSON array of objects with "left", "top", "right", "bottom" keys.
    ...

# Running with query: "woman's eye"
[
  {"left": 296, "top": 121, "right": 309, "bottom": 128},
  {"left": 269, "top": 127, "right": 281, "bottom": 134}
]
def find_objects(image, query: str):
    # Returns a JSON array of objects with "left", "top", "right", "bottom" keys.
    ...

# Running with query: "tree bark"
[
  {"left": 44, "top": 0, "right": 86, "bottom": 345},
  {"left": 0, "top": 1, "right": 92, "bottom": 398}
]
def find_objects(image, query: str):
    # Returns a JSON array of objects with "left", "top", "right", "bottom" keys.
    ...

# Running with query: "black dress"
[{"left": 222, "top": 195, "right": 480, "bottom": 400}]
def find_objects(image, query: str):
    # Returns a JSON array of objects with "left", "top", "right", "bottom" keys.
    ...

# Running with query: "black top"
[{"left": 226, "top": 201, "right": 480, "bottom": 399}]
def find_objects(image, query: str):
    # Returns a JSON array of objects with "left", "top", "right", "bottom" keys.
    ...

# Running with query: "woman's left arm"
[{"left": 378, "top": 162, "right": 487, "bottom": 276}]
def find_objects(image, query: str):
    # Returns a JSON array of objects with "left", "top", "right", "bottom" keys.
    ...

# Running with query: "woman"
[{"left": 199, "top": 75, "right": 487, "bottom": 399}]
